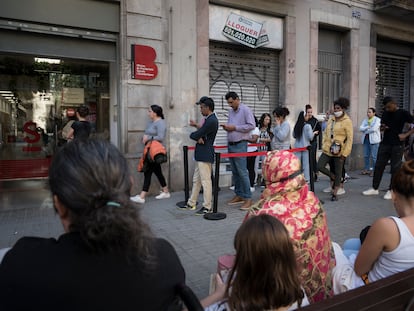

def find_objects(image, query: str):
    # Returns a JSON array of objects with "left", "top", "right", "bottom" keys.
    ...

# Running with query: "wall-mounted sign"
[
  {"left": 62, "top": 88, "right": 84, "bottom": 104},
  {"left": 210, "top": 4, "right": 283, "bottom": 50},
  {"left": 131, "top": 44, "right": 158, "bottom": 80}
]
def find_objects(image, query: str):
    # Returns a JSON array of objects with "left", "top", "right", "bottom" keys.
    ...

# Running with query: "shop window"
[{"left": 0, "top": 54, "right": 110, "bottom": 179}]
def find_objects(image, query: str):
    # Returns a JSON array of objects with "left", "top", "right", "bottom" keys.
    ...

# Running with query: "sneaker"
[
  {"left": 323, "top": 187, "right": 332, "bottom": 193},
  {"left": 177, "top": 203, "right": 196, "bottom": 211},
  {"left": 344, "top": 173, "right": 350, "bottom": 182},
  {"left": 155, "top": 191, "right": 171, "bottom": 199},
  {"left": 384, "top": 190, "right": 392, "bottom": 200},
  {"left": 250, "top": 187, "right": 255, "bottom": 193},
  {"left": 130, "top": 195, "right": 145, "bottom": 204},
  {"left": 239, "top": 199, "right": 253, "bottom": 211},
  {"left": 229, "top": 186, "right": 235, "bottom": 191},
  {"left": 337, "top": 188, "right": 346, "bottom": 196},
  {"left": 227, "top": 196, "right": 245, "bottom": 205},
  {"left": 362, "top": 188, "right": 379, "bottom": 196},
  {"left": 195, "top": 207, "right": 211, "bottom": 215}
]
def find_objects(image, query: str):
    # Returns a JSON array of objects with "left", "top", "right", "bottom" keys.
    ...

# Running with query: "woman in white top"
[
  {"left": 271, "top": 107, "right": 291, "bottom": 151},
  {"left": 201, "top": 214, "right": 308, "bottom": 311},
  {"left": 333, "top": 160, "right": 414, "bottom": 293},
  {"left": 359, "top": 107, "right": 381, "bottom": 175}
]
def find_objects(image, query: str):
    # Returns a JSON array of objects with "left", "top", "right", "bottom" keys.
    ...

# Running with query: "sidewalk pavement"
[{"left": 0, "top": 170, "right": 395, "bottom": 299}]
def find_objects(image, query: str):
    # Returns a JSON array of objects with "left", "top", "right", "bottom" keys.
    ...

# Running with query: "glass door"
[{"left": 0, "top": 54, "right": 110, "bottom": 180}]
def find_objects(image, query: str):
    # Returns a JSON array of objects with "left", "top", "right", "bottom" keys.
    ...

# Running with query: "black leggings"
[
  {"left": 247, "top": 154, "right": 256, "bottom": 187},
  {"left": 143, "top": 162, "right": 167, "bottom": 192}
]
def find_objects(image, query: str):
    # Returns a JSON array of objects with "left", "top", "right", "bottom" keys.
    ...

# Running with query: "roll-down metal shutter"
[
  {"left": 209, "top": 41, "right": 279, "bottom": 147},
  {"left": 375, "top": 53, "right": 410, "bottom": 114}
]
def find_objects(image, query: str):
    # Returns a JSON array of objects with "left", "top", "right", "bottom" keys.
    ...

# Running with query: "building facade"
[{"left": 1, "top": 0, "right": 413, "bottom": 192}]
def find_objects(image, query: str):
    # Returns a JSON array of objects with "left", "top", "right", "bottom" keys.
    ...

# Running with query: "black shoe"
[
  {"left": 195, "top": 207, "right": 211, "bottom": 216},
  {"left": 177, "top": 203, "right": 196, "bottom": 211},
  {"left": 331, "top": 194, "right": 338, "bottom": 201}
]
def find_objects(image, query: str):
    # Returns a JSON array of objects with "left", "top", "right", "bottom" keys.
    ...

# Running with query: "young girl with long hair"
[{"left": 202, "top": 214, "right": 306, "bottom": 311}]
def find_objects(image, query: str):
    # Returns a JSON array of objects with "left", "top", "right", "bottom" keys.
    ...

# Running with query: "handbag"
[
  {"left": 330, "top": 141, "right": 342, "bottom": 155},
  {"left": 330, "top": 120, "right": 342, "bottom": 155}
]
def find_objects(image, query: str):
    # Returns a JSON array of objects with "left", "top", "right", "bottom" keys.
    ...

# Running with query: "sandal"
[{"left": 331, "top": 194, "right": 338, "bottom": 201}]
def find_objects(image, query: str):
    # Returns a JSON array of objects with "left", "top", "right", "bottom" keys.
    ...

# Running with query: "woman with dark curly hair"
[
  {"left": 0, "top": 139, "right": 185, "bottom": 310},
  {"left": 318, "top": 97, "right": 353, "bottom": 201}
]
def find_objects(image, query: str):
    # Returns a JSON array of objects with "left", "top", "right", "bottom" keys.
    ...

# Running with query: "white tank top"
[{"left": 369, "top": 216, "right": 414, "bottom": 282}]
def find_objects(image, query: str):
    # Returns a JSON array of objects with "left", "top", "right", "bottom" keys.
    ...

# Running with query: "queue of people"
[{"left": 3, "top": 93, "right": 414, "bottom": 310}]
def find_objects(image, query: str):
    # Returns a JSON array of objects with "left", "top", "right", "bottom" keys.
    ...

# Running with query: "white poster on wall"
[
  {"left": 210, "top": 4, "right": 283, "bottom": 50},
  {"left": 222, "top": 13, "right": 263, "bottom": 48}
]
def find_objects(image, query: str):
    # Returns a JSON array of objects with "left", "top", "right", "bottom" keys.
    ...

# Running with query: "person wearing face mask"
[{"left": 318, "top": 97, "right": 353, "bottom": 201}]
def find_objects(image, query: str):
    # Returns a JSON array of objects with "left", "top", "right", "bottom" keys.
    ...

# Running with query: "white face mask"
[{"left": 334, "top": 111, "right": 343, "bottom": 118}]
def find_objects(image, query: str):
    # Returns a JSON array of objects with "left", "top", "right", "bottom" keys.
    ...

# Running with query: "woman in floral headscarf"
[{"left": 247, "top": 150, "right": 335, "bottom": 303}]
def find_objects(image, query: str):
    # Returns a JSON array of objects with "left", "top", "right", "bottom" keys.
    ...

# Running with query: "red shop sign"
[{"left": 131, "top": 44, "right": 158, "bottom": 80}]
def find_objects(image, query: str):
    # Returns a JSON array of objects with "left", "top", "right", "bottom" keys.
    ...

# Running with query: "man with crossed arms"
[{"left": 180, "top": 96, "right": 219, "bottom": 215}]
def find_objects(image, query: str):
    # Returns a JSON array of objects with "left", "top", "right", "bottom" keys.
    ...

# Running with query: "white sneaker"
[
  {"left": 337, "top": 188, "right": 346, "bottom": 195},
  {"left": 362, "top": 188, "right": 379, "bottom": 196},
  {"left": 130, "top": 195, "right": 145, "bottom": 204},
  {"left": 384, "top": 190, "right": 392, "bottom": 200},
  {"left": 229, "top": 186, "right": 235, "bottom": 191},
  {"left": 250, "top": 187, "right": 255, "bottom": 193},
  {"left": 155, "top": 191, "right": 171, "bottom": 199},
  {"left": 323, "top": 187, "right": 332, "bottom": 193}
]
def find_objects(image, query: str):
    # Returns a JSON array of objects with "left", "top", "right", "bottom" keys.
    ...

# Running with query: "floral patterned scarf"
[{"left": 247, "top": 150, "right": 335, "bottom": 303}]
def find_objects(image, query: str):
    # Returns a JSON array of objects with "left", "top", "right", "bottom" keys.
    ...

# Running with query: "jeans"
[
  {"left": 228, "top": 141, "right": 251, "bottom": 199},
  {"left": 372, "top": 144, "right": 404, "bottom": 190},
  {"left": 295, "top": 149, "right": 310, "bottom": 181},
  {"left": 188, "top": 161, "right": 212, "bottom": 210},
  {"left": 363, "top": 136, "right": 379, "bottom": 171}
]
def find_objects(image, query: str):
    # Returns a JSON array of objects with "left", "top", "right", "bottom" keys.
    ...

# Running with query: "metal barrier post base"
[
  {"left": 176, "top": 201, "right": 187, "bottom": 208},
  {"left": 204, "top": 212, "right": 227, "bottom": 220}
]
